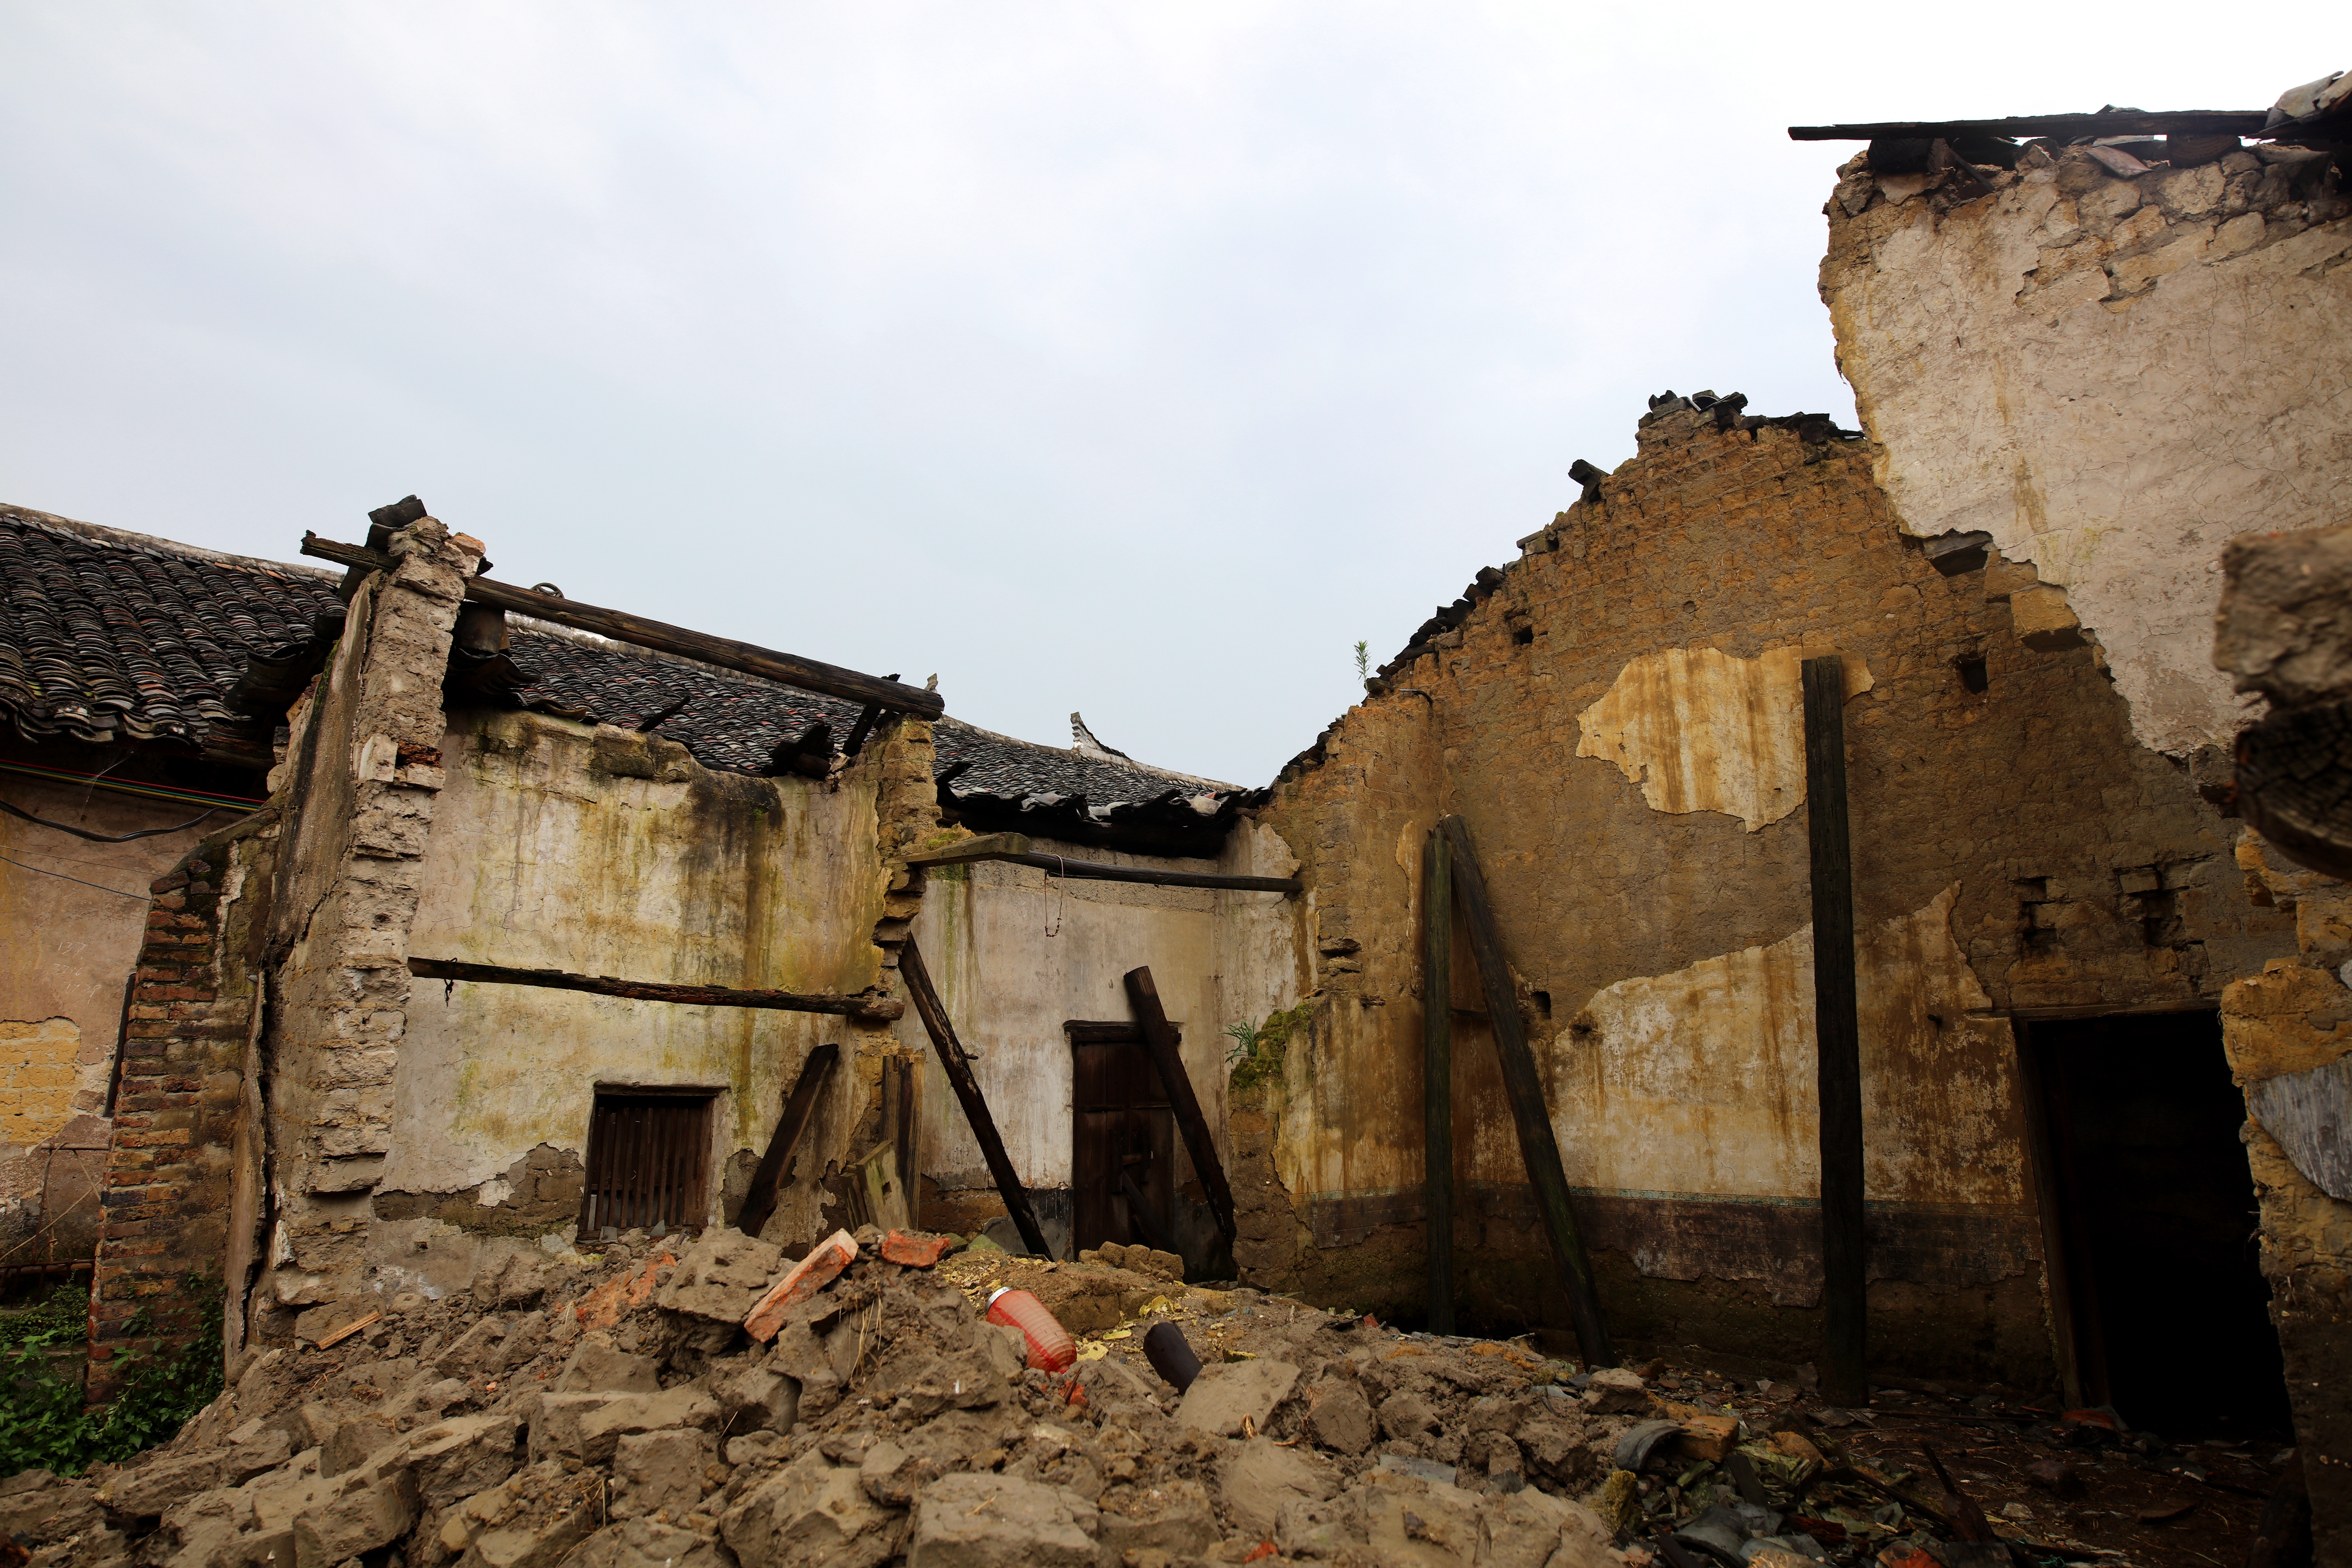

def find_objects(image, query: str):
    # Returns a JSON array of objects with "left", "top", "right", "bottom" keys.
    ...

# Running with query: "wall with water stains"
[
  {"left": 370, "top": 707, "right": 904, "bottom": 1295},
  {"left": 899, "top": 820, "right": 1308, "bottom": 1263},
  {"left": 1240, "top": 403, "right": 2294, "bottom": 1382}
]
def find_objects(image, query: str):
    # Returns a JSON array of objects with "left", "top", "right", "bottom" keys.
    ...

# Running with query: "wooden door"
[{"left": 1066, "top": 1022, "right": 1177, "bottom": 1255}]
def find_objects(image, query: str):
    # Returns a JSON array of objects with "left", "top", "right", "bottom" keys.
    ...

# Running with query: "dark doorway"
[
  {"left": 580, "top": 1086, "right": 716, "bottom": 1236},
  {"left": 2028, "top": 1011, "right": 2293, "bottom": 1438},
  {"left": 1066, "top": 1021, "right": 1178, "bottom": 1256}
]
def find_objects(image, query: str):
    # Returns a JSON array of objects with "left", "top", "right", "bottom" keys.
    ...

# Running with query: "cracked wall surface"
[
  {"left": 1243, "top": 402, "right": 2290, "bottom": 1379},
  {"left": 1821, "top": 141, "right": 2352, "bottom": 759}
]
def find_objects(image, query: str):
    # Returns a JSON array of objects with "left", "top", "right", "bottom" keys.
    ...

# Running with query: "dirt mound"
[{"left": 2, "top": 1226, "right": 1644, "bottom": 1568}]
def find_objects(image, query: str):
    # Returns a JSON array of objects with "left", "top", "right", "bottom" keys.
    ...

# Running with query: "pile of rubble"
[
  {"left": 0, "top": 1228, "right": 1652, "bottom": 1568},
  {"left": 11, "top": 1225, "right": 2192, "bottom": 1567}
]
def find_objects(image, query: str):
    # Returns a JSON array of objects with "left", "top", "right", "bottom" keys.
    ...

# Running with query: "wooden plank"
[
  {"left": 1802, "top": 655, "right": 1867, "bottom": 1407},
  {"left": 1788, "top": 110, "right": 2267, "bottom": 142},
  {"left": 300, "top": 533, "right": 943, "bottom": 717},
  {"left": 1422, "top": 828, "right": 1456, "bottom": 1336},
  {"left": 736, "top": 1043, "right": 839, "bottom": 1240},
  {"left": 1437, "top": 815, "right": 1615, "bottom": 1367},
  {"left": 1118, "top": 1163, "right": 1180, "bottom": 1256},
  {"left": 406, "top": 957, "right": 903, "bottom": 1020},
  {"left": 900, "top": 936, "right": 1055, "bottom": 1258},
  {"left": 313, "top": 1311, "right": 381, "bottom": 1349},
  {"left": 904, "top": 832, "right": 1036, "bottom": 866},
  {"left": 842, "top": 703, "right": 884, "bottom": 758},
  {"left": 1065, "top": 1020, "right": 1147, "bottom": 1045},
  {"left": 2012, "top": 1021, "right": 2085, "bottom": 1410},
  {"left": 907, "top": 833, "right": 1302, "bottom": 893},
  {"left": 1124, "top": 967, "right": 1237, "bottom": 1245}
]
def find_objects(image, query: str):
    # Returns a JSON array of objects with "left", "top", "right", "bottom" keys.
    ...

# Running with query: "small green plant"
[
  {"left": 1226, "top": 1003, "right": 1315, "bottom": 1095},
  {"left": 1353, "top": 640, "right": 1369, "bottom": 685},
  {"left": 0, "top": 1276, "right": 226, "bottom": 1476}
]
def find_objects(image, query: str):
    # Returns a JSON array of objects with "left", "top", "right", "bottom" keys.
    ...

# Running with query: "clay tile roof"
[
  {"left": 0, "top": 505, "right": 1243, "bottom": 834},
  {"left": 0, "top": 505, "right": 346, "bottom": 746}
]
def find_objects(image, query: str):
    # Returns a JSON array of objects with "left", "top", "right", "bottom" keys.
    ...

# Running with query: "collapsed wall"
[
  {"left": 82, "top": 515, "right": 941, "bottom": 1387},
  {"left": 1822, "top": 133, "right": 2352, "bottom": 1533},
  {"left": 1231, "top": 396, "right": 2290, "bottom": 1379}
]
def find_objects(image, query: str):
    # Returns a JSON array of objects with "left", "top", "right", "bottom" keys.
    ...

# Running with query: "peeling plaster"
[
  {"left": 1559, "top": 884, "right": 2021, "bottom": 1207},
  {"left": 1573, "top": 645, "right": 1874, "bottom": 831}
]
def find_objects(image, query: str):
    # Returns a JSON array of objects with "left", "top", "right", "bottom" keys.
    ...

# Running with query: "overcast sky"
[{"left": 0, "top": 8, "right": 2325, "bottom": 785}]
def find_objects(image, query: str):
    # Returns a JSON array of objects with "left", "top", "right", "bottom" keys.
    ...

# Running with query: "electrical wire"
[
  {"left": 0, "top": 851, "right": 150, "bottom": 900},
  {"left": 1, "top": 796, "right": 226, "bottom": 842},
  {"left": 0, "top": 758, "right": 266, "bottom": 813}
]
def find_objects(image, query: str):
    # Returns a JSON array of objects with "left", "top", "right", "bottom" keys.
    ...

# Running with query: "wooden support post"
[
  {"left": 842, "top": 704, "right": 884, "bottom": 758},
  {"left": 1438, "top": 815, "right": 1615, "bottom": 1367},
  {"left": 1422, "top": 828, "right": 1456, "bottom": 1336},
  {"left": 736, "top": 1043, "right": 838, "bottom": 1240},
  {"left": 1803, "top": 655, "right": 1867, "bottom": 1407},
  {"left": 900, "top": 937, "right": 1054, "bottom": 1258},
  {"left": 1124, "top": 967, "right": 1238, "bottom": 1248},
  {"left": 406, "top": 957, "right": 902, "bottom": 1020}
]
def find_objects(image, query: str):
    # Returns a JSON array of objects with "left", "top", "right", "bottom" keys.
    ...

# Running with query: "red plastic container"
[{"left": 986, "top": 1287, "right": 1076, "bottom": 1373}]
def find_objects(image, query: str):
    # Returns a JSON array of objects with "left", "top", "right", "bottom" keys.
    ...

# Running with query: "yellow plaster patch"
[
  {"left": 0, "top": 1017, "right": 83, "bottom": 1146},
  {"left": 1560, "top": 885, "right": 2018, "bottom": 1205},
  {"left": 1573, "top": 646, "right": 1872, "bottom": 831}
]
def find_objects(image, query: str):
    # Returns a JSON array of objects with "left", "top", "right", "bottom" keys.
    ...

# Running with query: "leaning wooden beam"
[
  {"left": 301, "top": 533, "right": 944, "bottom": 718},
  {"left": 1788, "top": 110, "right": 2266, "bottom": 142},
  {"left": 735, "top": 1043, "right": 839, "bottom": 1240},
  {"left": 1802, "top": 656, "right": 1867, "bottom": 1407},
  {"left": 1124, "top": 967, "right": 1237, "bottom": 1246},
  {"left": 1437, "top": 815, "right": 1615, "bottom": 1368},
  {"left": 406, "top": 958, "right": 904, "bottom": 1020},
  {"left": 1422, "top": 828, "right": 1456, "bottom": 1337},
  {"left": 898, "top": 937, "right": 1054, "bottom": 1258},
  {"left": 906, "top": 833, "right": 1302, "bottom": 894}
]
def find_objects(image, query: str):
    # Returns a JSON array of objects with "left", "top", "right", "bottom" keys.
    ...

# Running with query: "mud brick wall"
[
  {"left": 1240, "top": 403, "right": 2296, "bottom": 1381},
  {"left": 86, "top": 811, "right": 276, "bottom": 1403}
]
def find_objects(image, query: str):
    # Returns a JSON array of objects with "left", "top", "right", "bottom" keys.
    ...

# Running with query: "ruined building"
[{"left": 1, "top": 67, "right": 2347, "bottom": 1565}]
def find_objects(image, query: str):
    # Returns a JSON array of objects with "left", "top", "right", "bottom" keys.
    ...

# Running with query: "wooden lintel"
[
  {"left": 906, "top": 832, "right": 1301, "bottom": 894},
  {"left": 406, "top": 957, "right": 904, "bottom": 1020},
  {"left": 300, "top": 533, "right": 943, "bottom": 718},
  {"left": 1788, "top": 110, "right": 2267, "bottom": 143},
  {"left": 904, "top": 832, "right": 1035, "bottom": 866},
  {"left": 1064, "top": 1020, "right": 1152, "bottom": 1046}
]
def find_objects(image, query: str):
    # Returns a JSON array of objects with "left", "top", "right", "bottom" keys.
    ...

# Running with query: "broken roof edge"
[
  {"left": 935, "top": 712, "right": 1241, "bottom": 797},
  {"left": 1789, "top": 110, "right": 2269, "bottom": 142},
  {"left": 0, "top": 502, "right": 343, "bottom": 584}
]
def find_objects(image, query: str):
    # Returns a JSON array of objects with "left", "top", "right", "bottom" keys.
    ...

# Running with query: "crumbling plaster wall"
[
  {"left": 1819, "top": 141, "right": 2352, "bottom": 760},
  {"left": 901, "top": 822, "right": 1306, "bottom": 1256},
  {"left": 0, "top": 749, "right": 218, "bottom": 1266},
  {"left": 378, "top": 707, "right": 900, "bottom": 1295},
  {"left": 1244, "top": 407, "right": 2290, "bottom": 1379},
  {"left": 254, "top": 519, "right": 482, "bottom": 1330}
]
